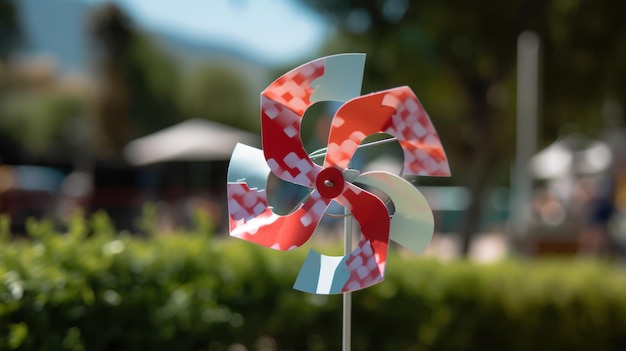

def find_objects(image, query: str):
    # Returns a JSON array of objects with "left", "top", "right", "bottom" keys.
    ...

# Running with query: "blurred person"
[
  {"left": 578, "top": 110, "right": 626, "bottom": 256},
  {"left": 578, "top": 174, "right": 615, "bottom": 256},
  {"left": 610, "top": 172, "right": 626, "bottom": 255},
  {"left": 603, "top": 104, "right": 626, "bottom": 255},
  {"left": 531, "top": 187, "right": 567, "bottom": 226}
]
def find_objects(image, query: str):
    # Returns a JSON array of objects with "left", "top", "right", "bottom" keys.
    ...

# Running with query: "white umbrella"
[
  {"left": 529, "top": 141, "right": 573, "bottom": 179},
  {"left": 529, "top": 134, "right": 613, "bottom": 179},
  {"left": 124, "top": 119, "right": 259, "bottom": 166}
]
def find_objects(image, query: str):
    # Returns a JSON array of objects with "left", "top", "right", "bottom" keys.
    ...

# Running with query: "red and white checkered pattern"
[
  {"left": 228, "top": 182, "right": 269, "bottom": 223},
  {"left": 227, "top": 54, "right": 450, "bottom": 294},
  {"left": 228, "top": 182, "right": 330, "bottom": 250},
  {"left": 334, "top": 183, "right": 390, "bottom": 292},
  {"left": 259, "top": 57, "right": 326, "bottom": 188},
  {"left": 343, "top": 237, "right": 384, "bottom": 292},
  {"left": 382, "top": 88, "right": 450, "bottom": 176},
  {"left": 263, "top": 58, "right": 324, "bottom": 116},
  {"left": 261, "top": 97, "right": 320, "bottom": 187},
  {"left": 324, "top": 87, "right": 450, "bottom": 177}
]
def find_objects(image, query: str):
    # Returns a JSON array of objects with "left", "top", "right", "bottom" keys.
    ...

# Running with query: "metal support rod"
[{"left": 342, "top": 208, "right": 352, "bottom": 351}]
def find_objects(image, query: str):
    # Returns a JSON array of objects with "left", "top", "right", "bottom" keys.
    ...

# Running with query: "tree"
[
  {"left": 0, "top": 0, "right": 86, "bottom": 156},
  {"left": 298, "top": 0, "right": 626, "bottom": 254},
  {"left": 0, "top": 0, "right": 20, "bottom": 62},
  {"left": 178, "top": 64, "right": 256, "bottom": 131},
  {"left": 0, "top": 90, "right": 84, "bottom": 153},
  {"left": 88, "top": 3, "right": 133, "bottom": 157},
  {"left": 88, "top": 3, "right": 181, "bottom": 158}
]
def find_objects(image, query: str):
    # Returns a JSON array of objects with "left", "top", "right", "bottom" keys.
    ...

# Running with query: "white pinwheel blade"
[
  {"left": 227, "top": 143, "right": 270, "bottom": 191},
  {"left": 294, "top": 251, "right": 350, "bottom": 294},
  {"left": 309, "top": 53, "right": 366, "bottom": 103},
  {"left": 355, "top": 171, "right": 434, "bottom": 254}
]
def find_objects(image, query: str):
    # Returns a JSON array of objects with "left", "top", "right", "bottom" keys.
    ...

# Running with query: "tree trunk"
[{"left": 459, "top": 79, "right": 495, "bottom": 256}]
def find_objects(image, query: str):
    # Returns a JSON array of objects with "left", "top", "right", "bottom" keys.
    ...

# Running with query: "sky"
[{"left": 88, "top": 0, "right": 331, "bottom": 66}]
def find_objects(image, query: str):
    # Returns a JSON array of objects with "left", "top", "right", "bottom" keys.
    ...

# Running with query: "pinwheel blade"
[
  {"left": 227, "top": 143, "right": 270, "bottom": 191},
  {"left": 309, "top": 53, "right": 365, "bottom": 104},
  {"left": 355, "top": 171, "right": 434, "bottom": 254},
  {"left": 294, "top": 183, "right": 390, "bottom": 294},
  {"left": 294, "top": 251, "right": 349, "bottom": 294},
  {"left": 228, "top": 144, "right": 333, "bottom": 250},
  {"left": 228, "top": 183, "right": 331, "bottom": 250},
  {"left": 260, "top": 54, "right": 366, "bottom": 188},
  {"left": 227, "top": 53, "right": 450, "bottom": 296},
  {"left": 325, "top": 86, "right": 450, "bottom": 176}
]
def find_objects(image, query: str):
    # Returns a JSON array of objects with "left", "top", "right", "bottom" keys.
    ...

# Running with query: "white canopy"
[
  {"left": 529, "top": 134, "right": 613, "bottom": 179},
  {"left": 124, "top": 119, "right": 259, "bottom": 166}
]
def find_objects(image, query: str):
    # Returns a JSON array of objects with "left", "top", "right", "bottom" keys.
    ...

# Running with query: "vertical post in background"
[
  {"left": 512, "top": 31, "right": 541, "bottom": 237},
  {"left": 342, "top": 209, "right": 352, "bottom": 351}
]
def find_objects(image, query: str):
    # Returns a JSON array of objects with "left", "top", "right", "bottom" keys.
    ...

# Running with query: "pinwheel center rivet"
[{"left": 316, "top": 167, "right": 345, "bottom": 199}]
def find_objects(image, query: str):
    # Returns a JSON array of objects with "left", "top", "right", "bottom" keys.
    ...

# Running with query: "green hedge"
[{"left": 1, "top": 212, "right": 626, "bottom": 351}]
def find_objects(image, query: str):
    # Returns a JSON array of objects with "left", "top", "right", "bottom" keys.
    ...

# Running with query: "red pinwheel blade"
[
  {"left": 260, "top": 54, "right": 366, "bottom": 188},
  {"left": 338, "top": 183, "right": 391, "bottom": 291},
  {"left": 228, "top": 182, "right": 331, "bottom": 250},
  {"left": 293, "top": 183, "right": 390, "bottom": 294},
  {"left": 325, "top": 86, "right": 450, "bottom": 176},
  {"left": 227, "top": 143, "right": 331, "bottom": 250}
]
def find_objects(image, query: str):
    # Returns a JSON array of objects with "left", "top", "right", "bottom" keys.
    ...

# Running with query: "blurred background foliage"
[
  {"left": 0, "top": 90, "right": 84, "bottom": 152},
  {"left": 0, "top": 0, "right": 626, "bottom": 348},
  {"left": 88, "top": 3, "right": 254, "bottom": 156},
  {"left": 177, "top": 65, "right": 254, "bottom": 132},
  {"left": 0, "top": 0, "right": 624, "bottom": 248},
  {"left": 297, "top": 0, "right": 626, "bottom": 252},
  {"left": 88, "top": 2, "right": 136, "bottom": 155},
  {"left": 0, "top": 1, "right": 259, "bottom": 158},
  {"left": 1, "top": 214, "right": 626, "bottom": 350}
]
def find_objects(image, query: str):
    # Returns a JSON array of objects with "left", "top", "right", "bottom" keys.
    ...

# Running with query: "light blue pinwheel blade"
[
  {"left": 227, "top": 143, "right": 270, "bottom": 190},
  {"left": 310, "top": 53, "right": 366, "bottom": 103},
  {"left": 354, "top": 171, "right": 434, "bottom": 254},
  {"left": 293, "top": 250, "right": 350, "bottom": 295}
]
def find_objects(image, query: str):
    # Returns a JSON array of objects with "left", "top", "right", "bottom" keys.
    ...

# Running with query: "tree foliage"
[
  {"left": 1, "top": 214, "right": 626, "bottom": 350},
  {"left": 299, "top": 0, "right": 626, "bottom": 253},
  {"left": 178, "top": 65, "right": 256, "bottom": 131},
  {"left": 88, "top": 3, "right": 181, "bottom": 158},
  {"left": 0, "top": 90, "right": 84, "bottom": 152},
  {"left": 0, "top": 0, "right": 20, "bottom": 61},
  {"left": 88, "top": 3, "right": 259, "bottom": 159}
]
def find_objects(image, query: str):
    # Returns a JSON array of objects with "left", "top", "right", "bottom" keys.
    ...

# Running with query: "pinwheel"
[{"left": 227, "top": 54, "right": 450, "bottom": 295}]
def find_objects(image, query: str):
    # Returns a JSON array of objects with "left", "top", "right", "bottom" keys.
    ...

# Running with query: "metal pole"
[
  {"left": 512, "top": 30, "right": 540, "bottom": 236},
  {"left": 342, "top": 208, "right": 352, "bottom": 351}
]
